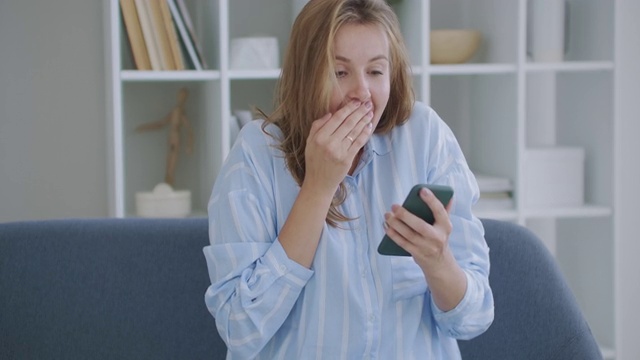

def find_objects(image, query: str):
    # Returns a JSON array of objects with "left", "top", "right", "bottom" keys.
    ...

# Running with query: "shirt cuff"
[{"left": 431, "top": 270, "right": 475, "bottom": 322}]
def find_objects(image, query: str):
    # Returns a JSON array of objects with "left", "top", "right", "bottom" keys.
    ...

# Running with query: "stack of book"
[
  {"left": 120, "top": 0, "right": 208, "bottom": 70},
  {"left": 473, "top": 173, "right": 514, "bottom": 212}
]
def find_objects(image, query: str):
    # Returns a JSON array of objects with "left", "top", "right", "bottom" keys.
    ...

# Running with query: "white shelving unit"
[{"left": 105, "top": 0, "right": 616, "bottom": 357}]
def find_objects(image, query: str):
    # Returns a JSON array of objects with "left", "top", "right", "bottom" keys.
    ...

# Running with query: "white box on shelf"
[{"left": 524, "top": 147, "right": 585, "bottom": 207}]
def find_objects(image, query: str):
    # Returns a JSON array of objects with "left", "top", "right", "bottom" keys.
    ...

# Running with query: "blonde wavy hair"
[{"left": 259, "top": 0, "right": 414, "bottom": 227}]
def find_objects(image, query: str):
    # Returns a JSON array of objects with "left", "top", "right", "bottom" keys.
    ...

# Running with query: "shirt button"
[
  {"left": 368, "top": 314, "right": 375, "bottom": 322},
  {"left": 279, "top": 264, "right": 287, "bottom": 272},
  {"left": 361, "top": 271, "right": 366, "bottom": 278}
]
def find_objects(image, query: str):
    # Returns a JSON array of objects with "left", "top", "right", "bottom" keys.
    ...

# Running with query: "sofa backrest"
[
  {"left": 0, "top": 218, "right": 225, "bottom": 360},
  {"left": 1, "top": 217, "right": 602, "bottom": 359}
]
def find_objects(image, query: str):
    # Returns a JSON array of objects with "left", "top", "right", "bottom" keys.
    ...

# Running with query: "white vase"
[{"left": 527, "top": 0, "right": 567, "bottom": 62}]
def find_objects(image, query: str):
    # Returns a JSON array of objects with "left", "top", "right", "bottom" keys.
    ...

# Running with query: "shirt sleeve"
[
  {"left": 202, "top": 123, "right": 314, "bottom": 358},
  {"left": 424, "top": 108, "right": 495, "bottom": 340}
]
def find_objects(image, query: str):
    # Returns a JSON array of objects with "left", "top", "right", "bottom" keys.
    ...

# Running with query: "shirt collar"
[
  {"left": 350, "top": 132, "right": 392, "bottom": 176},
  {"left": 369, "top": 132, "right": 392, "bottom": 156}
]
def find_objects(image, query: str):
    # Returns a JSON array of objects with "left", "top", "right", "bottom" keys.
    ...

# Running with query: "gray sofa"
[{"left": 0, "top": 218, "right": 602, "bottom": 359}]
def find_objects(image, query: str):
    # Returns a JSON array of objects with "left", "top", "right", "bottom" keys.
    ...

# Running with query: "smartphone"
[{"left": 377, "top": 184, "right": 454, "bottom": 256}]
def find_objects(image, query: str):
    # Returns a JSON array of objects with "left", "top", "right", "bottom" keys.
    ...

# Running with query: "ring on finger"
[{"left": 346, "top": 135, "right": 354, "bottom": 143}]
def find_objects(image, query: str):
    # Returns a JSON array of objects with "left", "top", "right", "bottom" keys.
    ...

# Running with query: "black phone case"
[{"left": 377, "top": 184, "right": 454, "bottom": 256}]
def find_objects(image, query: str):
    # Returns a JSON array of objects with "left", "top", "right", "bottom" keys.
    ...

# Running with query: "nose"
[{"left": 348, "top": 73, "right": 371, "bottom": 102}]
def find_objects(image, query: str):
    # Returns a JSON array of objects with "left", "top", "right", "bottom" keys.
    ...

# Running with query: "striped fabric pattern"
[{"left": 204, "top": 102, "right": 494, "bottom": 359}]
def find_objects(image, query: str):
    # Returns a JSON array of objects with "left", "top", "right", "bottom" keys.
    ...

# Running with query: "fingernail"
[
  {"left": 352, "top": 100, "right": 362, "bottom": 106},
  {"left": 421, "top": 188, "right": 431, "bottom": 196},
  {"left": 365, "top": 101, "right": 372, "bottom": 109}
]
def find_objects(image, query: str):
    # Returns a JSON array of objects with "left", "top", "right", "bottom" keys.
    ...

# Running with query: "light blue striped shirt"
[{"left": 204, "top": 102, "right": 494, "bottom": 359}]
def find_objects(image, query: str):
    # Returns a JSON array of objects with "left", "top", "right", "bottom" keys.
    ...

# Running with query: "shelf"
[
  {"left": 475, "top": 206, "right": 612, "bottom": 221},
  {"left": 473, "top": 209, "right": 518, "bottom": 221},
  {"left": 429, "top": 63, "right": 517, "bottom": 75},
  {"left": 426, "top": 61, "right": 614, "bottom": 76},
  {"left": 525, "top": 61, "right": 614, "bottom": 73},
  {"left": 120, "top": 70, "right": 221, "bottom": 82},
  {"left": 228, "top": 69, "right": 281, "bottom": 80},
  {"left": 107, "top": 1, "right": 618, "bottom": 355},
  {"left": 221, "top": 63, "right": 517, "bottom": 80},
  {"left": 600, "top": 346, "right": 616, "bottom": 360},
  {"left": 523, "top": 204, "right": 612, "bottom": 219}
]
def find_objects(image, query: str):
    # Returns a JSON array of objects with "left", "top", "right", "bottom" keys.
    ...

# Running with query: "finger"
[
  {"left": 347, "top": 111, "right": 374, "bottom": 150},
  {"left": 388, "top": 204, "right": 433, "bottom": 242},
  {"left": 419, "top": 188, "right": 452, "bottom": 231},
  {"left": 319, "top": 100, "right": 362, "bottom": 135},
  {"left": 308, "top": 113, "right": 335, "bottom": 146},
  {"left": 333, "top": 100, "right": 373, "bottom": 139},
  {"left": 384, "top": 211, "right": 419, "bottom": 255},
  {"left": 309, "top": 113, "right": 333, "bottom": 134},
  {"left": 345, "top": 103, "right": 374, "bottom": 137}
]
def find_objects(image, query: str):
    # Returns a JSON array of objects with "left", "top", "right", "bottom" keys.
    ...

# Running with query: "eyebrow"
[{"left": 335, "top": 55, "right": 389, "bottom": 63}]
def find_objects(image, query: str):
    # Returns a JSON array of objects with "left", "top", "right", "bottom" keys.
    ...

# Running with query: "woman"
[{"left": 204, "top": 0, "right": 494, "bottom": 358}]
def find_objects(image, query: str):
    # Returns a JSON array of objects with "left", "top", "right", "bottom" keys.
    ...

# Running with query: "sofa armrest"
[{"left": 458, "top": 219, "right": 603, "bottom": 360}]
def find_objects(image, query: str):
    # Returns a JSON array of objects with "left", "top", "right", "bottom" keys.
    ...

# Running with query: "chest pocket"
[{"left": 390, "top": 257, "right": 428, "bottom": 301}]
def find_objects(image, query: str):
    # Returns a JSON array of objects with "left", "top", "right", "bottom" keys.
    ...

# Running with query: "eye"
[
  {"left": 335, "top": 70, "right": 347, "bottom": 78},
  {"left": 370, "top": 70, "right": 384, "bottom": 76}
]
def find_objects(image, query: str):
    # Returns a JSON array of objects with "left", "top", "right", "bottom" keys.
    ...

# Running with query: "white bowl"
[{"left": 430, "top": 29, "right": 482, "bottom": 64}]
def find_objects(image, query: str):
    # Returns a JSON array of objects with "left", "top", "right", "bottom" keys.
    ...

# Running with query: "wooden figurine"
[{"left": 136, "top": 87, "right": 193, "bottom": 187}]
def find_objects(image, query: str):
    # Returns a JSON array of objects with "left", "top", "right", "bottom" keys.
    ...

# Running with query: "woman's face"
[{"left": 329, "top": 23, "right": 391, "bottom": 131}]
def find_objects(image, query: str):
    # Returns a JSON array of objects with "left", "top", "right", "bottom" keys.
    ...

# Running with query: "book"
[
  {"left": 166, "top": 0, "right": 201, "bottom": 70},
  {"left": 134, "top": 0, "right": 162, "bottom": 70},
  {"left": 176, "top": 0, "right": 208, "bottom": 69},
  {"left": 120, "top": 0, "right": 152, "bottom": 70},
  {"left": 159, "top": 0, "right": 184, "bottom": 70},
  {"left": 146, "top": 0, "right": 176, "bottom": 70},
  {"left": 475, "top": 174, "right": 513, "bottom": 193}
]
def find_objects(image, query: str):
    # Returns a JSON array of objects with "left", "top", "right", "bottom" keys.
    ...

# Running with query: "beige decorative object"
[
  {"left": 136, "top": 183, "right": 191, "bottom": 218},
  {"left": 430, "top": 29, "right": 482, "bottom": 64}
]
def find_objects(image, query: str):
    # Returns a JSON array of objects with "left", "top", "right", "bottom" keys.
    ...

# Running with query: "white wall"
[
  {"left": 0, "top": 0, "right": 108, "bottom": 222},
  {"left": 615, "top": 1, "right": 640, "bottom": 359}
]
